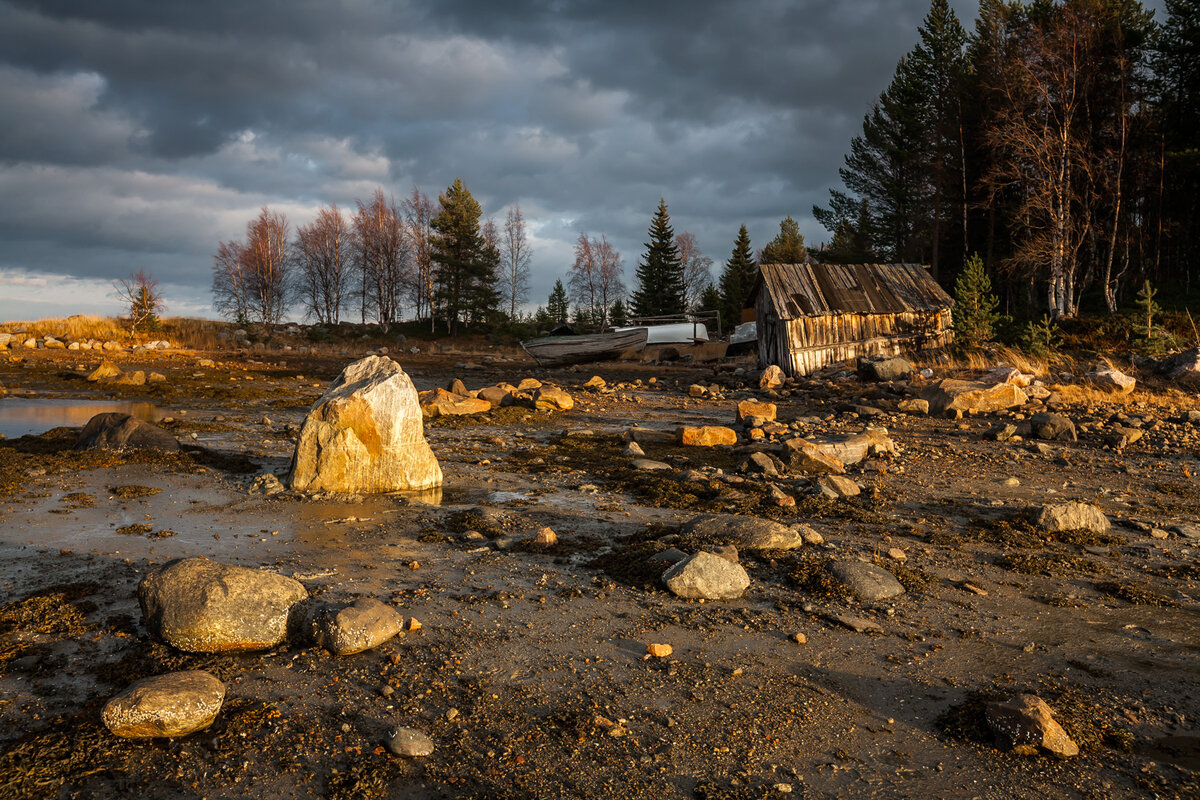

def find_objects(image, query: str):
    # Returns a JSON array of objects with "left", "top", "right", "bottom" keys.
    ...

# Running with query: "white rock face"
[{"left": 287, "top": 356, "right": 442, "bottom": 493}]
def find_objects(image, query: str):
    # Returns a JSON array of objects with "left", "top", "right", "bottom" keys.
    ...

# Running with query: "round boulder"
[
  {"left": 314, "top": 598, "right": 403, "bottom": 656},
  {"left": 102, "top": 670, "right": 225, "bottom": 738},
  {"left": 138, "top": 557, "right": 308, "bottom": 652},
  {"left": 662, "top": 551, "right": 750, "bottom": 600}
]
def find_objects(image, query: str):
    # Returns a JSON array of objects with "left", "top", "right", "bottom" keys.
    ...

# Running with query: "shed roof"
[{"left": 755, "top": 263, "right": 953, "bottom": 319}]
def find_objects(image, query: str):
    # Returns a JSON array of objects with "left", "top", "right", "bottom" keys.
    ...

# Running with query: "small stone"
[
  {"left": 387, "top": 727, "right": 434, "bottom": 757},
  {"left": 736, "top": 399, "right": 777, "bottom": 423},
  {"left": 624, "top": 441, "right": 646, "bottom": 458},
  {"left": 1149, "top": 528, "right": 1169, "bottom": 540},
  {"left": 897, "top": 398, "right": 929, "bottom": 415},
  {"left": 632, "top": 458, "right": 671, "bottom": 471},
  {"left": 887, "top": 547, "right": 907, "bottom": 562},
  {"left": 646, "top": 643, "right": 673, "bottom": 658},
  {"left": 791, "top": 633, "right": 807, "bottom": 645},
  {"left": 532, "top": 527, "right": 558, "bottom": 547},
  {"left": 829, "top": 613, "right": 883, "bottom": 634},
  {"left": 406, "top": 617, "right": 422, "bottom": 631},
  {"left": 816, "top": 474, "right": 860, "bottom": 499}
]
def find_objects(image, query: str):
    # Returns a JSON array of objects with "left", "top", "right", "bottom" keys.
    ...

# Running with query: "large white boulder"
[{"left": 287, "top": 356, "right": 442, "bottom": 492}]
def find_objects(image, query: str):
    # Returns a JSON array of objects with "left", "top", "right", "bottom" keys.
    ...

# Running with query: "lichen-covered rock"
[
  {"left": 103, "top": 671, "right": 225, "bottom": 738},
  {"left": 1036, "top": 501, "right": 1110, "bottom": 534},
  {"left": 662, "top": 552, "right": 750, "bottom": 600},
  {"left": 534, "top": 386, "right": 574, "bottom": 411},
  {"left": 87, "top": 360, "right": 122, "bottom": 381},
  {"left": 684, "top": 514, "right": 803, "bottom": 551},
  {"left": 778, "top": 437, "right": 845, "bottom": 474},
  {"left": 986, "top": 694, "right": 1079, "bottom": 758},
  {"left": 75, "top": 413, "right": 179, "bottom": 452},
  {"left": 287, "top": 356, "right": 442, "bottom": 493},
  {"left": 314, "top": 598, "right": 403, "bottom": 655},
  {"left": 736, "top": 399, "right": 777, "bottom": 423},
  {"left": 805, "top": 428, "right": 896, "bottom": 465},
  {"left": 829, "top": 561, "right": 905, "bottom": 602},
  {"left": 419, "top": 388, "right": 491, "bottom": 417},
  {"left": 138, "top": 557, "right": 307, "bottom": 652},
  {"left": 677, "top": 426, "right": 737, "bottom": 447}
]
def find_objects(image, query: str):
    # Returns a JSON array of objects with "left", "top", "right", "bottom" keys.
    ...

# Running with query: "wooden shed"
[{"left": 751, "top": 263, "right": 954, "bottom": 376}]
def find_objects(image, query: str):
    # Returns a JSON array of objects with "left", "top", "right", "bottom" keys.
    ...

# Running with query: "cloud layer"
[{"left": 0, "top": 0, "right": 1027, "bottom": 320}]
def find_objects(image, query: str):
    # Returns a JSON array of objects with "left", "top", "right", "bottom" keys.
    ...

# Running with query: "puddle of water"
[{"left": 0, "top": 398, "right": 160, "bottom": 438}]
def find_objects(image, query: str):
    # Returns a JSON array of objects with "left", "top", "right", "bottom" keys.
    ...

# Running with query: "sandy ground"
[{"left": 0, "top": 344, "right": 1198, "bottom": 799}]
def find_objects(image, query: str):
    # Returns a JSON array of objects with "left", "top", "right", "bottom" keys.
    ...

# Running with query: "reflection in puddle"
[{"left": 0, "top": 398, "right": 160, "bottom": 438}]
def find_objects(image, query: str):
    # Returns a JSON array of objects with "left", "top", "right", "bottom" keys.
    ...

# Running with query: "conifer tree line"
[
  {"left": 212, "top": 179, "right": 529, "bottom": 332},
  {"left": 814, "top": 0, "right": 1200, "bottom": 320}
]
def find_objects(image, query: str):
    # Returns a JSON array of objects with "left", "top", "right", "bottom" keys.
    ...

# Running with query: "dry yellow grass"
[
  {"left": 0, "top": 315, "right": 126, "bottom": 341},
  {"left": 910, "top": 345, "right": 1050, "bottom": 376},
  {"left": 0, "top": 314, "right": 231, "bottom": 350}
]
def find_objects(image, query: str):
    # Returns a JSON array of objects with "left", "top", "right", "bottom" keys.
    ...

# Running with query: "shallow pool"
[{"left": 0, "top": 397, "right": 160, "bottom": 439}]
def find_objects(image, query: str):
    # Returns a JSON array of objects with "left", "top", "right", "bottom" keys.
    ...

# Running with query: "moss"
[
  {"left": 108, "top": 485, "right": 162, "bottom": 499},
  {"left": 996, "top": 550, "right": 1108, "bottom": 576},
  {"left": 1094, "top": 580, "right": 1175, "bottom": 607},
  {"left": 890, "top": 564, "right": 937, "bottom": 595},
  {"left": 786, "top": 554, "right": 853, "bottom": 602},
  {"left": 116, "top": 524, "right": 154, "bottom": 536}
]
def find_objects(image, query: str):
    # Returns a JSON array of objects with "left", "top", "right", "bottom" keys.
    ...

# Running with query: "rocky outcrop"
[
  {"left": 75, "top": 413, "right": 179, "bottom": 452},
  {"left": 922, "top": 379, "right": 1028, "bottom": 416},
  {"left": 138, "top": 557, "right": 308, "bottom": 652},
  {"left": 287, "top": 356, "right": 442, "bottom": 493},
  {"left": 103, "top": 671, "right": 226, "bottom": 738}
]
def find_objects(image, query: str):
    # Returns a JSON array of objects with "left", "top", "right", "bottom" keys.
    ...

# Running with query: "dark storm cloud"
[{"left": 0, "top": 0, "right": 1061, "bottom": 318}]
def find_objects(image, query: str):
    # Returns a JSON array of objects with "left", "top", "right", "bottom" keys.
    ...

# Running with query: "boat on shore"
[{"left": 521, "top": 327, "right": 649, "bottom": 368}]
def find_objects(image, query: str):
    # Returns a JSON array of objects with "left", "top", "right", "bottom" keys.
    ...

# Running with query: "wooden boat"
[{"left": 521, "top": 328, "right": 648, "bottom": 368}]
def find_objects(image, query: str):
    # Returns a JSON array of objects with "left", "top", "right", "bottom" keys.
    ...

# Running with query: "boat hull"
[{"left": 521, "top": 328, "right": 649, "bottom": 368}]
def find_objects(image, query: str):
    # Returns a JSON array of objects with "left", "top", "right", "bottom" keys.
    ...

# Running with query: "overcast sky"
[{"left": 0, "top": 0, "right": 1163, "bottom": 323}]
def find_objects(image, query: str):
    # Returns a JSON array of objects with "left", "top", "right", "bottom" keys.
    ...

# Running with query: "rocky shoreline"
[{"left": 0, "top": 344, "right": 1198, "bottom": 798}]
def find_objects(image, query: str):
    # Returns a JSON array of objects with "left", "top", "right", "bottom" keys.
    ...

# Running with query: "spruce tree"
[
  {"left": 629, "top": 199, "right": 686, "bottom": 319},
  {"left": 760, "top": 216, "right": 807, "bottom": 264},
  {"left": 718, "top": 224, "right": 756, "bottom": 331},
  {"left": 952, "top": 253, "right": 999, "bottom": 347},
  {"left": 609, "top": 298, "right": 628, "bottom": 326},
  {"left": 431, "top": 178, "right": 488, "bottom": 336},
  {"left": 547, "top": 279, "right": 570, "bottom": 325}
]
